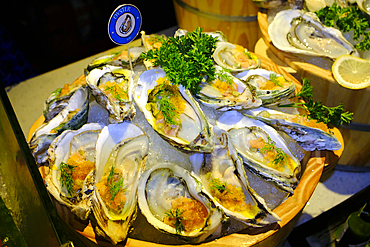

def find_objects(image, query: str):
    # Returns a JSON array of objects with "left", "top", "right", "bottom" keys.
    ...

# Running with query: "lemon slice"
[{"left": 332, "top": 55, "right": 370, "bottom": 89}]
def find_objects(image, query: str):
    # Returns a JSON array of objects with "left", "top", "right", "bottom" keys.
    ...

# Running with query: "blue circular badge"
[{"left": 108, "top": 4, "right": 142, "bottom": 45}]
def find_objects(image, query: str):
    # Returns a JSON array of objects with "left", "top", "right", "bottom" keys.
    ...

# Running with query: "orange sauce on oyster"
[
  {"left": 99, "top": 81, "right": 128, "bottom": 102},
  {"left": 213, "top": 79, "right": 239, "bottom": 97},
  {"left": 60, "top": 75, "right": 86, "bottom": 96},
  {"left": 67, "top": 148, "right": 95, "bottom": 193}
]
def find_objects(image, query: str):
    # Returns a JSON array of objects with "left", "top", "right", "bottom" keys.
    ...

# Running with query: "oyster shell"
[
  {"left": 45, "top": 123, "right": 104, "bottom": 220},
  {"left": 140, "top": 31, "right": 166, "bottom": 69},
  {"left": 86, "top": 65, "right": 135, "bottom": 123},
  {"left": 137, "top": 162, "right": 223, "bottom": 243},
  {"left": 134, "top": 68, "right": 214, "bottom": 152},
  {"left": 29, "top": 86, "right": 90, "bottom": 164},
  {"left": 43, "top": 75, "right": 87, "bottom": 122},
  {"left": 269, "top": 9, "right": 359, "bottom": 59},
  {"left": 91, "top": 122, "right": 149, "bottom": 244},
  {"left": 196, "top": 65, "right": 262, "bottom": 111},
  {"left": 244, "top": 107, "right": 342, "bottom": 151},
  {"left": 235, "top": 68, "right": 296, "bottom": 106},
  {"left": 85, "top": 46, "right": 145, "bottom": 74},
  {"left": 217, "top": 111, "right": 301, "bottom": 193},
  {"left": 356, "top": 0, "right": 370, "bottom": 15},
  {"left": 190, "top": 132, "right": 280, "bottom": 227},
  {"left": 213, "top": 42, "right": 261, "bottom": 72}
]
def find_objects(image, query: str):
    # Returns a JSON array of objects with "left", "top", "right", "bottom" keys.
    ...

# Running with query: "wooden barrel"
[
  {"left": 172, "top": 0, "right": 261, "bottom": 51},
  {"left": 257, "top": 9, "right": 370, "bottom": 166}
]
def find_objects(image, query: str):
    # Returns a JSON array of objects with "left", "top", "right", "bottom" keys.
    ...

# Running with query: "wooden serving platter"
[
  {"left": 258, "top": 9, "right": 370, "bottom": 166},
  {"left": 28, "top": 53, "right": 343, "bottom": 247}
]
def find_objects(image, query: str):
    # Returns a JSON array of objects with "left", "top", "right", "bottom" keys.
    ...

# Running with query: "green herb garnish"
[
  {"left": 104, "top": 85, "right": 127, "bottom": 102},
  {"left": 315, "top": 4, "right": 370, "bottom": 51},
  {"left": 60, "top": 162, "right": 76, "bottom": 197},
  {"left": 209, "top": 178, "right": 232, "bottom": 194},
  {"left": 216, "top": 68, "right": 234, "bottom": 88},
  {"left": 107, "top": 165, "right": 125, "bottom": 203},
  {"left": 269, "top": 73, "right": 283, "bottom": 87},
  {"left": 140, "top": 27, "right": 218, "bottom": 95},
  {"left": 165, "top": 208, "right": 185, "bottom": 234},
  {"left": 278, "top": 78, "right": 354, "bottom": 127},
  {"left": 259, "top": 135, "right": 288, "bottom": 166}
]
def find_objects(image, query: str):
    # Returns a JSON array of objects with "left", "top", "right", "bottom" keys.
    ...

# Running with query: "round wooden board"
[
  {"left": 257, "top": 9, "right": 370, "bottom": 166},
  {"left": 28, "top": 53, "right": 344, "bottom": 247}
]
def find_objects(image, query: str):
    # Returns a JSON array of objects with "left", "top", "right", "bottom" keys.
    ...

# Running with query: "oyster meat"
[
  {"left": 196, "top": 65, "right": 262, "bottom": 111},
  {"left": 134, "top": 68, "right": 214, "bottom": 152},
  {"left": 190, "top": 131, "right": 280, "bottom": 228},
  {"left": 217, "top": 111, "right": 301, "bottom": 193},
  {"left": 269, "top": 9, "right": 359, "bottom": 59},
  {"left": 86, "top": 65, "right": 135, "bottom": 123},
  {"left": 137, "top": 162, "right": 223, "bottom": 243},
  {"left": 91, "top": 122, "right": 149, "bottom": 244},
  {"left": 29, "top": 86, "right": 90, "bottom": 164},
  {"left": 45, "top": 123, "right": 104, "bottom": 220},
  {"left": 244, "top": 107, "right": 342, "bottom": 151},
  {"left": 213, "top": 41, "right": 261, "bottom": 72},
  {"left": 235, "top": 68, "right": 296, "bottom": 106}
]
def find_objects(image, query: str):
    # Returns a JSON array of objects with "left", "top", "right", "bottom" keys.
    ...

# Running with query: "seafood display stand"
[
  {"left": 26, "top": 35, "right": 344, "bottom": 246},
  {"left": 257, "top": 9, "right": 370, "bottom": 167}
]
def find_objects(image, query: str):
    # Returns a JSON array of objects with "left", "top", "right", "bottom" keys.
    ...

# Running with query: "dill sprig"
[
  {"left": 60, "top": 162, "right": 76, "bottom": 197},
  {"left": 269, "top": 73, "right": 283, "bottom": 87},
  {"left": 152, "top": 83, "right": 181, "bottom": 126},
  {"left": 209, "top": 178, "right": 232, "bottom": 194},
  {"left": 259, "top": 135, "right": 288, "bottom": 166},
  {"left": 107, "top": 165, "right": 125, "bottom": 203},
  {"left": 104, "top": 85, "right": 127, "bottom": 102},
  {"left": 216, "top": 68, "right": 234, "bottom": 88},
  {"left": 165, "top": 208, "right": 185, "bottom": 234}
]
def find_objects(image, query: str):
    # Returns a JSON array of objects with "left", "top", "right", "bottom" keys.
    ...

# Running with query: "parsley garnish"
[
  {"left": 60, "top": 162, "right": 76, "bottom": 197},
  {"left": 315, "top": 4, "right": 370, "bottom": 51},
  {"left": 209, "top": 178, "right": 232, "bottom": 194},
  {"left": 165, "top": 208, "right": 185, "bottom": 234},
  {"left": 140, "top": 27, "right": 218, "bottom": 94},
  {"left": 259, "top": 135, "right": 288, "bottom": 166},
  {"left": 278, "top": 78, "right": 354, "bottom": 127},
  {"left": 107, "top": 166, "right": 125, "bottom": 203}
]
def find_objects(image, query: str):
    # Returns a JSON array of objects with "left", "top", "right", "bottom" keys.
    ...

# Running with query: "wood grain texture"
[
  {"left": 173, "top": 0, "right": 261, "bottom": 51},
  {"left": 258, "top": 10, "right": 370, "bottom": 166}
]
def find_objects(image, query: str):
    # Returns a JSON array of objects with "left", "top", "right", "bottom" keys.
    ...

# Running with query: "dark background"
[{"left": 0, "top": 0, "right": 178, "bottom": 87}]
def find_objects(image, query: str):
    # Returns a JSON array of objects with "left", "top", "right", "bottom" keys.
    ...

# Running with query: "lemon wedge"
[{"left": 332, "top": 55, "right": 370, "bottom": 89}]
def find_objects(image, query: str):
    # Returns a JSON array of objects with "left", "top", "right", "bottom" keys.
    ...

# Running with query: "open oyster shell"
[
  {"left": 235, "top": 68, "right": 296, "bottom": 106},
  {"left": 213, "top": 42, "right": 261, "bottom": 72},
  {"left": 140, "top": 31, "right": 167, "bottom": 69},
  {"left": 85, "top": 46, "right": 145, "bottom": 74},
  {"left": 134, "top": 68, "right": 214, "bottom": 153},
  {"left": 29, "top": 86, "right": 90, "bottom": 164},
  {"left": 91, "top": 122, "right": 149, "bottom": 245},
  {"left": 45, "top": 123, "right": 104, "bottom": 220},
  {"left": 43, "top": 75, "right": 87, "bottom": 122},
  {"left": 268, "top": 9, "right": 359, "bottom": 59},
  {"left": 190, "top": 131, "right": 280, "bottom": 228},
  {"left": 244, "top": 107, "right": 342, "bottom": 151},
  {"left": 196, "top": 65, "right": 262, "bottom": 111},
  {"left": 137, "top": 162, "right": 223, "bottom": 243},
  {"left": 86, "top": 65, "right": 135, "bottom": 124},
  {"left": 217, "top": 111, "right": 301, "bottom": 193}
]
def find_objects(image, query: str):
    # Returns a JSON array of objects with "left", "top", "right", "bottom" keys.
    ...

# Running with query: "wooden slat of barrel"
[
  {"left": 258, "top": 9, "right": 370, "bottom": 166},
  {"left": 172, "top": 0, "right": 260, "bottom": 51}
]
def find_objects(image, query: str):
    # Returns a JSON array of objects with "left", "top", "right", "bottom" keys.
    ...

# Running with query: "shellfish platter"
[{"left": 28, "top": 28, "right": 343, "bottom": 246}]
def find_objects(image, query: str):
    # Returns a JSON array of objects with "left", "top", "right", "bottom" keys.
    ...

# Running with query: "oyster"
[
  {"left": 356, "top": 0, "right": 370, "bottom": 15},
  {"left": 86, "top": 65, "right": 135, "bottom": 123},
  {"left": 244, "top": 107, "right": 342, "bottom": 151},
  {"left": 43, "top": 75, "right": 86, "bottom": 122},
  {"left": 29, "top": 86, "right": 89, "bottom": 164},
  {"left": 235, "top": 69, "right": 296, "bottom": 106},
  {"left": 85, "top": 47, "right": 145, "bottom": 74},
  {"left": 196, "top": 65, "right": 262, "bottom": 111},
  {"left": 140, "top": 31, "right": 166, "bottom": 69},
  {"left": 137, "top": 162, "right": 223, "bottom": 243},
  {"left": 190, "top": 132, "right": 280, "bottom": 227},
  {"left": 91, "top": 122, "right": 149, "bottom": 244},
  {"left": 45, "top": 123, "right": 104, "bottom": 220},
  {"left": 213, "top": 41, "right": 261, "bottom": 72},
  {"left": 217, "top": 111, "right": 301, "bottom": 193},
  {"left": 269, "top": 9, "right": 359, "bottom": 59},
  {"left": 134, "top": 68, "right": 214, "bottom": 152}
]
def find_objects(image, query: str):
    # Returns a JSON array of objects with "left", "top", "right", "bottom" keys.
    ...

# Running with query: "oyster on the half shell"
[
  {"left": 269, "top": 9, "right": 359, "bottom": 59},
  {"left": 134, "top": 68, "right": 214, "bottom": 152},
  {"left": 137, "top": 162, "right": 223, "bottom": 243},
  {"left": 91, "top": 122, "right": 149, "bottom": 245}
]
